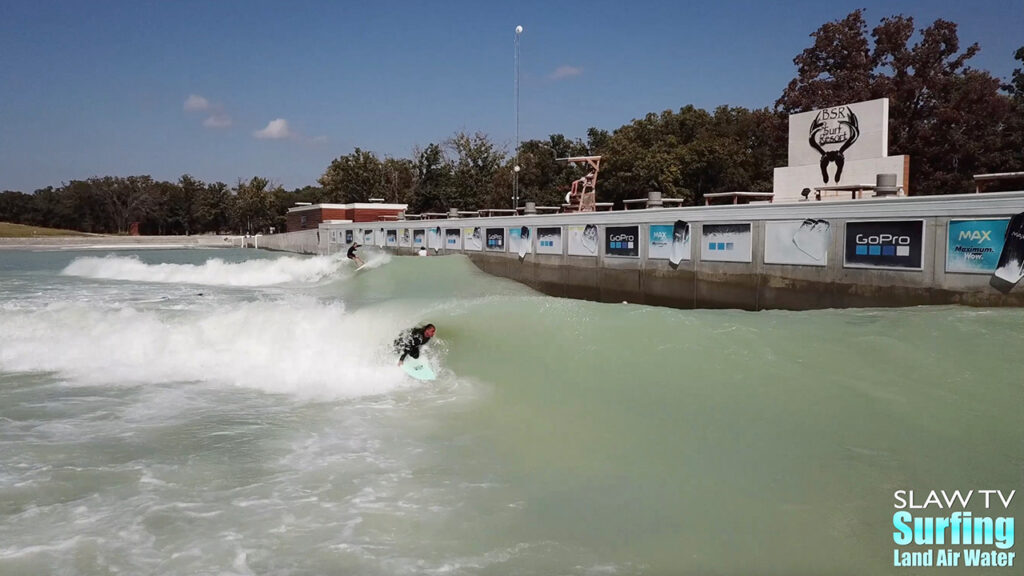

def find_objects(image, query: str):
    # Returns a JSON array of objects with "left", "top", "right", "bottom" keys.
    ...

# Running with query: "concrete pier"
[{"left": 318, "top": 191, "right": 1024, "bottom": 310}]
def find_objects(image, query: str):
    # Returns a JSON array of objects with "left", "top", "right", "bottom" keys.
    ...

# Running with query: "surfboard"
[
  {"left": 401, "top": 356, "right": 436, "bottom": 381},
  {"left": 354, "top": 263, "right": 368, "bottom": 272}
]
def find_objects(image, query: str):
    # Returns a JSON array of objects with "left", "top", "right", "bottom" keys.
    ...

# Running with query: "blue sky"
[{"left": 1, "top": 0, "right": 1021, "bottom": 192}]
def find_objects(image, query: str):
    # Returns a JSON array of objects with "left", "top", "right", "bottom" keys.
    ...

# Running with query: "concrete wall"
[
  {"left": 317, "top": 192, "right": 1024, "bottom": 310},
  {"left": 257, "top": 229, "right": 320, "bottom": 254}
]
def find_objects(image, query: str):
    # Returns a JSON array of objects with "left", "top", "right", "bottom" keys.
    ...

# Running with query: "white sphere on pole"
[{"left": 515, "top": 25, "right": 523, "bottom": 34}]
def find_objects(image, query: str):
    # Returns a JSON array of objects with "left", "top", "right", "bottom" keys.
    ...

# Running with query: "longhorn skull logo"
[{"left": 808, "top": 108, "right": 860, "bottom": 183}]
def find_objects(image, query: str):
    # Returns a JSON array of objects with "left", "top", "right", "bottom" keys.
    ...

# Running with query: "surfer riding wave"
[{"left": 394, "top": 323, "right": 435, "bottom": 366}]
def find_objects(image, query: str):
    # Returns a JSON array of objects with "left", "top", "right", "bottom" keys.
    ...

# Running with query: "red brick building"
[{"left": 285, "top": 203, "right": 407, "bottom": 232}]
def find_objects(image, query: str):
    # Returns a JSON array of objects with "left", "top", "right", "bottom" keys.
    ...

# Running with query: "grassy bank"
[{"left": 0, "top": 222, "right": 96, "bottom": 238}]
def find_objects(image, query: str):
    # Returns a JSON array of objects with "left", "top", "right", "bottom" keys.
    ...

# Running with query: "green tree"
[
  {"left": 446, "top": 131, "right": 506, "bottom": 210},
  {"left": 91, "top": 175, "right": 156, "bottom": 234},
  {"left": 410, "top": 143, "right": 454, "bottom": 213},
  {"left": 777, "top": 10, "right": 1017, "bottom": 194},
  {"left": 163, "top": 174, "right": 205, "bottom": 235},
  {"left": 318, "top": 148, "right": 385, "bottom": 203},
  {"left": 233, "top": 177, "right": 279, "bottom": 234},
  {"left": 0, "top": 191, "right": 34, "bottom": 224},
  {"left": 381, "top": 157, "right": 416, "bottom": 204},
  {"left": 194, "top": 181, "right": 233, "bottom": 233}
]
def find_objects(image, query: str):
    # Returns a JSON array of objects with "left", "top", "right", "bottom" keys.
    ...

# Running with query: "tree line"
[{"left": 2, "top": 10, "right": 1022, "bottom": 235}]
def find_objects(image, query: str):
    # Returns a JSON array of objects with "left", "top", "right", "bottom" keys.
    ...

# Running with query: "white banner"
[
  {"left": 764, "top": 220, "right": 831, "bottom": 266},
  {"left": 568, "top": 224, "right": 599, "bottom": 256}
]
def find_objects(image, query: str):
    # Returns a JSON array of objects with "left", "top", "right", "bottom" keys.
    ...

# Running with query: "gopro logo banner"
[
  {"left": 845, "top": 220, "right": 924, "bottom": 269},
  {"left": 606, "top": 226, "right": 640, "bottom": 257}
]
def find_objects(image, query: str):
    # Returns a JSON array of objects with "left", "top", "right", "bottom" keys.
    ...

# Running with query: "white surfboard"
[{"left": 401, "top": 356, "right": 436, "bottom": 381}]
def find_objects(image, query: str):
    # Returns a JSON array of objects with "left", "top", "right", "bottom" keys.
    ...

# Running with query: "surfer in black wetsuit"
[
  {"left": 394, "top": 323, "right": 435, "bottom": 366},
  {"left": 347, "top": 242, "right": 365, "bottom": 267}
]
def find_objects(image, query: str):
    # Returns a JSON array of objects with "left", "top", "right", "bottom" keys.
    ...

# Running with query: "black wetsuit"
[
  {"left": 347, "top": 244, "right": 359, "bottom": 260},
  {"left": 394, "top": 327, "right": 432, "bottom": 362}
]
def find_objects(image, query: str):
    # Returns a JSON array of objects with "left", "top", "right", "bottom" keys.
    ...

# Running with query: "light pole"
[{"left": 513, "top": 24, "right": 523, "bottom": 210}]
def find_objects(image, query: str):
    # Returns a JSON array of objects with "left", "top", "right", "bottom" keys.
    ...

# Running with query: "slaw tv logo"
[{"left": 845, "top": 220, "right": 924, "bottom": 269}]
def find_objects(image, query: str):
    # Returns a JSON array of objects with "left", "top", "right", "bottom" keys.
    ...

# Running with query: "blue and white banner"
[
  {"left": 412, "top": 229, "right": 425, "bottom": 247},
  {"left": 649, "top": 222, "right": 691, "bottom": 263},
  {"left": 444, "top": 228, "right": 461, "bottom": 250},
  {"left": 605, "top": 225, "right": 639, "bottom": 257},
  {"left": 398, "top": 228, "right": 411, "bottom": 247},
  {"left": 363, "top": 229, "right": 374, "bottom": 245},
  {"left": 485, "top": 228, "right": 505, "bottom": 251},
  {"left": 844, "top": 220, "right": 924, "bottom": 269},
  {"left": 509, "top": 227, "right": 531, "bottom": 258},
  {"left": 536, "top": 227, "right": 562, "bottom": 255},
  {"left": 464, "top": 227, "right": 482, "bottom": 251},
  {"left": 701, "top": 223, "right": 752, "bottom": 263},
  {"left": 946, "top": 219, "right": 1009, "bottom": 274},
  {"left": 385, "top": 229, "right": 397, "bottom": 247},
  {"left": 427, "top": 227, "right": 442, "bottom": 250}
]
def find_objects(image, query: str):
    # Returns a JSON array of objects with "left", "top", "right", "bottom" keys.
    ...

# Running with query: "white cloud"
[
  {"left": 253, "top": 118, "right": 293, "bottom": 140},
  {"left": 183, "top": 94, "right": 211, "bottom": 111},
  {"left": 549, "top": 65, "right": 583, "bottom": 80},
  {"left": 203, "top": 114, "right": 232, "bottom": 128}
]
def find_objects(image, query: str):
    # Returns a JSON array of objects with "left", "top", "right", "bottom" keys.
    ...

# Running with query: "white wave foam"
[
  {"left": 358, "top": 251, "right": 392, "bottom": 270},
  {"left": 0, "top": 298, "right": 420, "bottom": 400},
  {"left": 61, "top": 254, "right": 347, "bottom": 287}
]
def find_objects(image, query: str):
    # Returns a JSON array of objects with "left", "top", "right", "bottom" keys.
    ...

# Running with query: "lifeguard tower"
[{"left": 559, "top": 155, "right": 602, "bottom": 212}]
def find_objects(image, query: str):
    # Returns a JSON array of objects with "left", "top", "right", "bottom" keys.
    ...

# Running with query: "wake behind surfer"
[{"left": 394, "top": 323, "right": 435, "bottom": 366}]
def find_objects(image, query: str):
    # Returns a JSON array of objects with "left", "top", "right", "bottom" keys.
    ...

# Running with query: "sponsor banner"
[
  {"left": 329, "top": 230, "right": 339, "bottom": 244},
  {"left": 945, "top": 219, "right": 1009, "bottom": 274},
  {"left": 344, "top": 230, "right": 353, "bottom": 244},
  {"left": 788, "top": 98, "right": 888, "bottom": 169},
  {"left": 844, "top": 220, "right": 924, "bottom": 269},
  {"left": 463, "top": 227, "right": 482, "bottom": 251},
  {"left": 649, "top": 221, "right": 691, "bottom": 263},
  {"left": 398, "top": 228, "right": 411, "bottom": 247},
  {"left": 765, "top": 219, "right": 831, "bottom": 266},
  {"left": 485, "top": 228, "right": 505, "bottom": 251},
  {"left": 605, "top": 225, "right": 639, "bottom": 257},
  {"left": 385, "top": 229, "right": 397, "bottom": 247},
  {"left": 670, "top": 220, "right": 691, "bottom": 265},
  {"left": 536, "top": 227, "right": 563, "bottom": 255},
  {"left": 362, "top": 229, "right": 374, "bottom": 245},
  {"left": 426, "top": 227, "right": 441, "bottom": 250},
  {"left": 445, "top": 228, "right": 462, "bottom": 250},
  {"left": 701, "top": 223, "right": 752, "bottom": 263},
  {"left": 509, "top": 226, "right": 532, "bottom": 258},
  {"left": 648, "top": 225, "right": 671, "bottom": 260},
  {"left": 413, "top": 229, "right": 425, "bottom": 247},
  {"left": 991, "top": 212, "right": 1024, "bottom": 293},
  {"left": 375, "top": 228, "right": 385, "bottom": 247},
  {"left": 568, "top": 224, "right": 599, "bottom": 256}
]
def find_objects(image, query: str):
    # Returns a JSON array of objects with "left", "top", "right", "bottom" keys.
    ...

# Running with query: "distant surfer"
[
  {"left": 347, "top": 242, "right": 365, "bottom": 267},
  {"left": 394, "top": 323, "right": 435, "bottom": 366}
]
